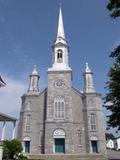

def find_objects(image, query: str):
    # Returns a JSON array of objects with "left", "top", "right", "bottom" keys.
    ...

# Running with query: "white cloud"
[
  {"left": 0, "top": 75, "right": 26, "bottom": 139},
  {"left": 0, "top": 74, "right": 46, "bottom": 139},
  {"left": 0, "top": 75, "right": 26, "bottom": 116}
]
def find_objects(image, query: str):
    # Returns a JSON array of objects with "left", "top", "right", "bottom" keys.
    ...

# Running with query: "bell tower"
[
  {"left": 48, "top": 7, "right": 71, "bottom": 71},
  {"left": 45, "top": 7, "right": 73, "bottom": 154}
]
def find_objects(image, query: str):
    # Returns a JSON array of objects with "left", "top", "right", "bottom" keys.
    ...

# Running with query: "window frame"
[
  {"left": 25, "top": 114, "right": 31, "bottom": 132},
  {"left": 57, "top": 49, "right": 63, "bottom": 63},
  {"left": 54, "top": 96, "right": 65, "bottom": 119},
  {"left": 77, "top": 130, "right": 82, "bottom": 147},
  {"left": 90, "top": 113, "right": 97, "bottom": 131}
]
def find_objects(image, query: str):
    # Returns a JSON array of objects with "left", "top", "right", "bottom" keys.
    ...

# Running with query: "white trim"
[
  {"left": 1, "top": 121, "right": 6, "bottom": 141},
  {"left": 12, "top": 121, "right": 16, "bottom": 139},
  {"left": 53, "top": 139, "right": 55, "bottom": 153},
  {"left": 23, "top": 137, "right": 31, "bottom": 141},
  {"left": 90, "top": 136, "right": 98, "bottom": 141},
  {"left": 53, "top": 128, "right": 65, "bottom": 139}
]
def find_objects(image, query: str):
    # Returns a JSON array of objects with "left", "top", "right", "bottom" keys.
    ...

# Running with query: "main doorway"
[
  {"left": 91, "top": 141, "right": 98, "bottom": 153},
  {"left": 53, "top": 128, "right": 65, "bottom": 153},
  {"left": 55, "top": 138, "right": 65, "bottom": 153}
]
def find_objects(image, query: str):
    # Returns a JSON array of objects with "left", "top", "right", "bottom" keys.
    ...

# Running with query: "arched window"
[
  {"left": 25, "top": 114, "right": 31, "bottom": 132},
  {"left": 54, "top": 96, "right": 65, "bottom": 119},
  {"left": 77, "top": 130, "right": 82, "bottom": 146},
  {"left": 57, "top": 49, "right": 63, "bottom": 63},
  {"left": 90, "top": 113, "right": 96, "bottom": 131}
]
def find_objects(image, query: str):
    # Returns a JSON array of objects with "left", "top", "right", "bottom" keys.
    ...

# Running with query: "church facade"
[{"left": 18, "top": 8, "right": 106, "bottom": 155}]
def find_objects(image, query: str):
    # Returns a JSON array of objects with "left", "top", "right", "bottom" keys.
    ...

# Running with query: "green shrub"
[{"left": 3, "top": 139, "right": 23, "bottom": 160}]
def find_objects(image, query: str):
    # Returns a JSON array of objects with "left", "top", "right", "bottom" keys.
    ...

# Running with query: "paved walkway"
[{"left": 107, "top": 149, "right": 120, "bottom": 160}]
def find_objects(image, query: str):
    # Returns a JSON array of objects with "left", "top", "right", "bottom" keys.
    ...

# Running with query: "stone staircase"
[{"left": 27, "top": 154, "right": 108, "bottom": 160}]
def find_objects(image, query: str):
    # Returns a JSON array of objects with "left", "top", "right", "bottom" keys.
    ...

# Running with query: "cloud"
[
  {"left": 0, "top": 75, "right": 26, "bottom": 116},
  {"left": 0, "top": 73, "right": 46, "bottom": 139},
  {"left": 0, "top": 75, "right": 26, "bottom": 139}
]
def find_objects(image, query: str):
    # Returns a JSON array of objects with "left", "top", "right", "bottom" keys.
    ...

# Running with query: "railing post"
[
  {"left": 1, "top": 121, "right": 6, "bottom": 141},
  {"left": 12, "top": 121, "right": 16, "bottom": 139}
]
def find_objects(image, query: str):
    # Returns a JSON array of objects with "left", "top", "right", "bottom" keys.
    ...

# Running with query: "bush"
[
  {"left": 3, "top": 139, "right": 23, "bottom": 160},
  {"left": 19, "top": 154, "right": 28, "bottom": 160},
  {"left": 2, "top": 143, "right": 9, "bottom": 160}
]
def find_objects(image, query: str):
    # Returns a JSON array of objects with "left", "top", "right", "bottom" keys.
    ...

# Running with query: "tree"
[
  {"left": 107, "top": 0, "right": 120, "bottom": 18},
  {"left": 105, "top": 132, "right": 115, "bottom": 140},
  {"left": 105, "top": 46, "right": 120, "bottom": 131},
  {"left": 104, "top": 1, "right": 120, "bottom": 131},
  {"left": 3, "top": 139, "right": 22, "bottom": 160},
  {"left": 2, "top": 143, "right": 9, "bottom": 160}
]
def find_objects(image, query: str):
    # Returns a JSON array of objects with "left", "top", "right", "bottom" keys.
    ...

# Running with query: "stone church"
[{"left": 18, "top": 7, "right": 106, "bottom": 155}]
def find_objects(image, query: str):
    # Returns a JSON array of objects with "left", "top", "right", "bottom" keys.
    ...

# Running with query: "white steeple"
[
  {"left": 57, "top": 6, "right": 65, "bottom": 39},
  {"left": 84, "top": 63, "right": 95, "bottom": 93},
  {"left": 54, "top": 5, "right": 68, "bottom": 46},
  {"left": 48, "top": 6, "right": 71, "bottom": 71},
  {"left": 28, "top": 65, "right": 40, "bottom": 93}
]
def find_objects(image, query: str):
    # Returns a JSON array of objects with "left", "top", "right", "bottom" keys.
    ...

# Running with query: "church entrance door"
[
  {"left": 24, "top": 141, "right": 30, "bottom": 153},
  {"left": 91, "top": 141, "right": 98, "bottom": 153},
  {"left": 55, "top": 138, "right": 65, "bottom": 153}
]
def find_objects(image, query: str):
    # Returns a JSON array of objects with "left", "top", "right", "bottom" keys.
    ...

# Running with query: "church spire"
[
  {"left": 48, "top": 6, "right": 71, "bottom": 71},
  {"left": 28, "top": 65, "right": 40, "bottom": 94},
  {"left": 54, "top": 5, "right": 68, "bottom": 47},
  {"left": 57, "top": 5, "right": 65, "bottom": 39},
  {"left": 83, "top": 63, "right": 95, "bottom": 93}
]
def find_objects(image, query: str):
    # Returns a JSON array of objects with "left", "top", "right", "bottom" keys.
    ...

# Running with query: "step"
[{"left": 27, "top": 154, "right": 108, "bottom": 160}]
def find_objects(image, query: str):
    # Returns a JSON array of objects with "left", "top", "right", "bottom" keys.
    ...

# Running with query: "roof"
[
  {"left": 40, "top": 87, "right": 47, "bottom": 96},
  {"left": 0, "top": 112, "right": 17, "bottom": 121},
  {"left": 106, "top": 139, "right": 114, "bottom": 143},
  {"left": 71, "top": 86, "right": 83, "bottom": 96}
]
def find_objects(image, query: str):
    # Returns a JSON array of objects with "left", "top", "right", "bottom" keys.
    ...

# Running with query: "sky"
[{"left": 0, "top": 0, "right": 120, "bottom": 137}]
